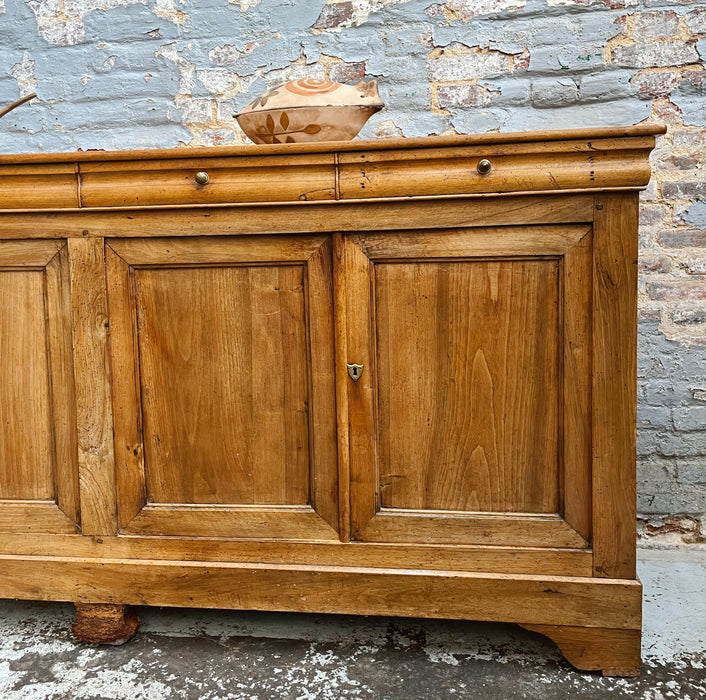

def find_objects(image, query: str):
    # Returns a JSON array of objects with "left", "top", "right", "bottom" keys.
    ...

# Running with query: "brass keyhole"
[{"left": 347, "top": 363, "right": 364, "bottom": 381}]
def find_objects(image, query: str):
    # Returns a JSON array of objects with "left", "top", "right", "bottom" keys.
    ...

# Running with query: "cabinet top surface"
[{"left": 1, "top": 123, "right": 665, "bottom": 165}]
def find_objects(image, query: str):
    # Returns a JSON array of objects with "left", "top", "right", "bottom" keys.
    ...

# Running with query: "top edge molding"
[{"left": 0, "top": 124, "right": 667, "bottom": 165}]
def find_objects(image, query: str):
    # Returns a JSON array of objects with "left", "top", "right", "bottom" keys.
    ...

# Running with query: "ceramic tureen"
[{"left": 235, "top": 78, "right": 384, "bottom": 144}]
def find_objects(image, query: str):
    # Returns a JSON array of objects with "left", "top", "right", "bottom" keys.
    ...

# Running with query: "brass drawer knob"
[
  {"left": 477, "top": 159, "right": 492, "bottom": 175},
  {"left": 194, "top": 171, "right": 210, "bottom": 185}
]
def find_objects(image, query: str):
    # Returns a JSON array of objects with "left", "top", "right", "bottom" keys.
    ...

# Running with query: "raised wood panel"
[
  {"left": 348, "top": 226, "right": 592, "bottom": 548},
  {"left": 107, "top": 235, "right": 338, "bottom": 539},
  {"left": 0, "top": 241, "right": 79, "bottom": 533},
  {"left": 375, "top": 258, "right": 560, "bottom": 513},
  {"left": 0, "top": 269, "right": 53, "bottom": 500},
  {"left": 135, "top": 264, "right": 310, "bottom": 505}
]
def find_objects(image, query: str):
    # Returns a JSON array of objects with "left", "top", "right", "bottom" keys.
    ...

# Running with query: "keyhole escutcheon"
[{"left": 347, "top": 363, "right": 364, "bottom": 381}]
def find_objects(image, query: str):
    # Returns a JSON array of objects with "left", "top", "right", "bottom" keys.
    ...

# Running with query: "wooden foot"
[
  {"left": 520, "top": 624, "right": 641, "bottom": 677},
  {"left": 72, "top": 603, "right": 140, "bottom": 645}
]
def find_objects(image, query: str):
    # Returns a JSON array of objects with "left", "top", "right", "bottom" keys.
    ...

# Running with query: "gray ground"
[{"left": 1, "top": 548, "right": 704, "bottom": 699}]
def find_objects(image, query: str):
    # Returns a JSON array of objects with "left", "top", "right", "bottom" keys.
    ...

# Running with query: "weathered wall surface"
[{"left": 1, "top": 0, "right": 704, "bottom": 539}]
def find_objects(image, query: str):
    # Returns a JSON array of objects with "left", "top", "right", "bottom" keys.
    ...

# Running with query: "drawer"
[
  {"left": 0, "top": 163, "right": 79, "bottom": 209},
  {"left": 79, "top": 153, "right": 337, "bottom": 207}
]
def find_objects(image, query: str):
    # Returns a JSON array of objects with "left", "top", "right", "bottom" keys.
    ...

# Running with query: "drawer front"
[
  {"left": 0, "top": 164, "right": 78, "bottom": 209},
  {"left": 80, "top": 154, "right": 337, "bottom": 207}
]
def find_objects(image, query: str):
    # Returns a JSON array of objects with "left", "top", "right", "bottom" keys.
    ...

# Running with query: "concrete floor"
[{"left": 1, "top": 549, "right": 704, "bottom": 699}]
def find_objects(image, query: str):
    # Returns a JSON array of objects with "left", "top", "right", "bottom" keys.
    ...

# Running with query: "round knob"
[
  {"left": 477, "top": 159, "right": 492, "bottom": 175},
  {"left": 194, "top": 171, "right": 210, "bottom": 185}
]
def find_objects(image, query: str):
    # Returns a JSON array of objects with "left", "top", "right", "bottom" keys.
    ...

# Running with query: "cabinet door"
[
  {"left": 106, "top": 235, "right": 338, "bottom": 539},
  {"left": 343, "top": 226, "right": 592, "bottom": 548},
  {"left": 0, "top": 241, "right": 79, "bottom": 534}
]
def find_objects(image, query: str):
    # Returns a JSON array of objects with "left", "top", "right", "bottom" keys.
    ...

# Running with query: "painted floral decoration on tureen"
[{"left": 236, "top": 78, "right": 384, "bottom": 145}]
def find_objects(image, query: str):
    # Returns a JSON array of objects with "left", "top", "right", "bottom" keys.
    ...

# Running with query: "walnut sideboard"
[{"left": 0, "top": 125, "right": 664, "bottom": 675}]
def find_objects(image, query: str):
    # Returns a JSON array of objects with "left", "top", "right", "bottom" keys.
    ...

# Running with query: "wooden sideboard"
[{"left": 0, "top": 125, "right": 664, "bottom": 675}]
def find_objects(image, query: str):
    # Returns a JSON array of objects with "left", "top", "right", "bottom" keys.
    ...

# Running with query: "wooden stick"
[{"left": 0, "top": 93, "right": 37, "bottom": 120}]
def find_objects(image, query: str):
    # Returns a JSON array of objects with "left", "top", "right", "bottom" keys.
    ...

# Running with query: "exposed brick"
[
  {"left": 511, "top": 50, "right": 530, "bottom": 72},
  {"left": 671, "top": 308, "right": 706, "bottom": 325},
  {"left": 647, "top": 281, "right": 706, "bottom": 300},
  {"left": 680, "top": 69, "right": 706, "bottom": 91},
  {"left": 673, "top": 406, "right": 706, "bottom": 431},
  {"left": 680, "top": 253, "right": 706, "bottom": 275},
  {"left": 437, "top": 83, "right": 485, "bottom": 108},
  {"left": 314, "top": 1, "right": 354, "bottom": 30},
  {"left": 658, "top": 229, "right": 706, "bottom": 247},
  {"left": 639, "top": 255, "right": 673, "bottom": 273},
  {"left": 693, "top": 388, "right": 706, "bottom": 402},
  {"left": 328, "top": 61, "right": 366, "bottom": 83},
  {"left": 630, "top": 69, "right": 680, "bottom": 98},
  {"left": 686, "top": 7, "right": 706, "bottom": 33},
  {"left": 661, "top": 153, "right": 703, "bottom": 169},
  {"left": 672, "top": 128, "right": 706, "bottom": 151},
  {"left": 662, "top": 180, "right": 706, "bottom": 199},
  {"left": 634, "top": 10, "right": 680, "bottom": 38},
  {"left": 640, "top": 203, "right": 671, "bottom": 229},
  {"left": 611, "top": 40, "right": 699, "bottom": 68}
]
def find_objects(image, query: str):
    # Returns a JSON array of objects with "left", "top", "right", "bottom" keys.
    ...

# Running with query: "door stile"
[
  {"left": 344, "top": 236, "right": 377, "bottom": 540},
  {"left": 68, "top": 237, "right": 118, "bottom": 536}
]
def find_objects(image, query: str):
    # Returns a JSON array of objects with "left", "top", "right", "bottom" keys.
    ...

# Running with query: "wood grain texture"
[
  {"left": 0, "top": 164, "right": 78, "bottom": 209},
  {"left": 0, "top": 195, "right": 595, "bottom": 239},
  {"left": 80, "top": 157, "right": 336, "bottom": 207},
  {"left": 0, "top": 502, "right": 77, "bottom": 534},
  {"left": 136, "top": 264, "right": 310, "bottom": 505},
  {"left": 68, "top": 238, "right": 118, "bottom": 536},
  {"left": 44, "top": 245, "right": 80, "bottom": 524},
  {"left": 374, "top": 258, "right": 559, "bottom": 514},
  {"left": 0, "top": 533, "right": 593, "bottom": 576},
  {"left": 592, "top": 194, "right": 639, "bottom": 579},
  {"left": 0, "top": 555, "right": 642, "bottom": 629},
  {"left": 122, "top": 505, "right": 338, "bottom": 539},
  {"left": 521, "top": 624, "right": 641, "bottom": 676},
  {"left": 562, "top": 230, "right": 593, "bottom": 541},
  {"left": 339, "top": 150, "right": 652, "bottom": 200},
  {"left": 333, "top": 233, "right": 351, "bottom": 542},
  {"left": 0, "top": 268, "right": 53, "bottom": 500},
  {"left": 105, "top": 246, "right": 146, "bottom": 529}
]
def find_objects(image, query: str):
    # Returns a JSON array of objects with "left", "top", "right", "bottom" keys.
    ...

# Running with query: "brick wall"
[{"left": 1, "top": 0, "right": 704, "bottom": 542}]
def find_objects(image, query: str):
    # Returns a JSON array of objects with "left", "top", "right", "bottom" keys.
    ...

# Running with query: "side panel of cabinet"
[
  {"left": 106, "top": 236, "right": 338, "bottom": 539},
  {"left": 344, "top": 226, "right": 592, "bottom": 548},
  {"left": 0, "top": 241, "right": 79, "bottom": 534}
]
